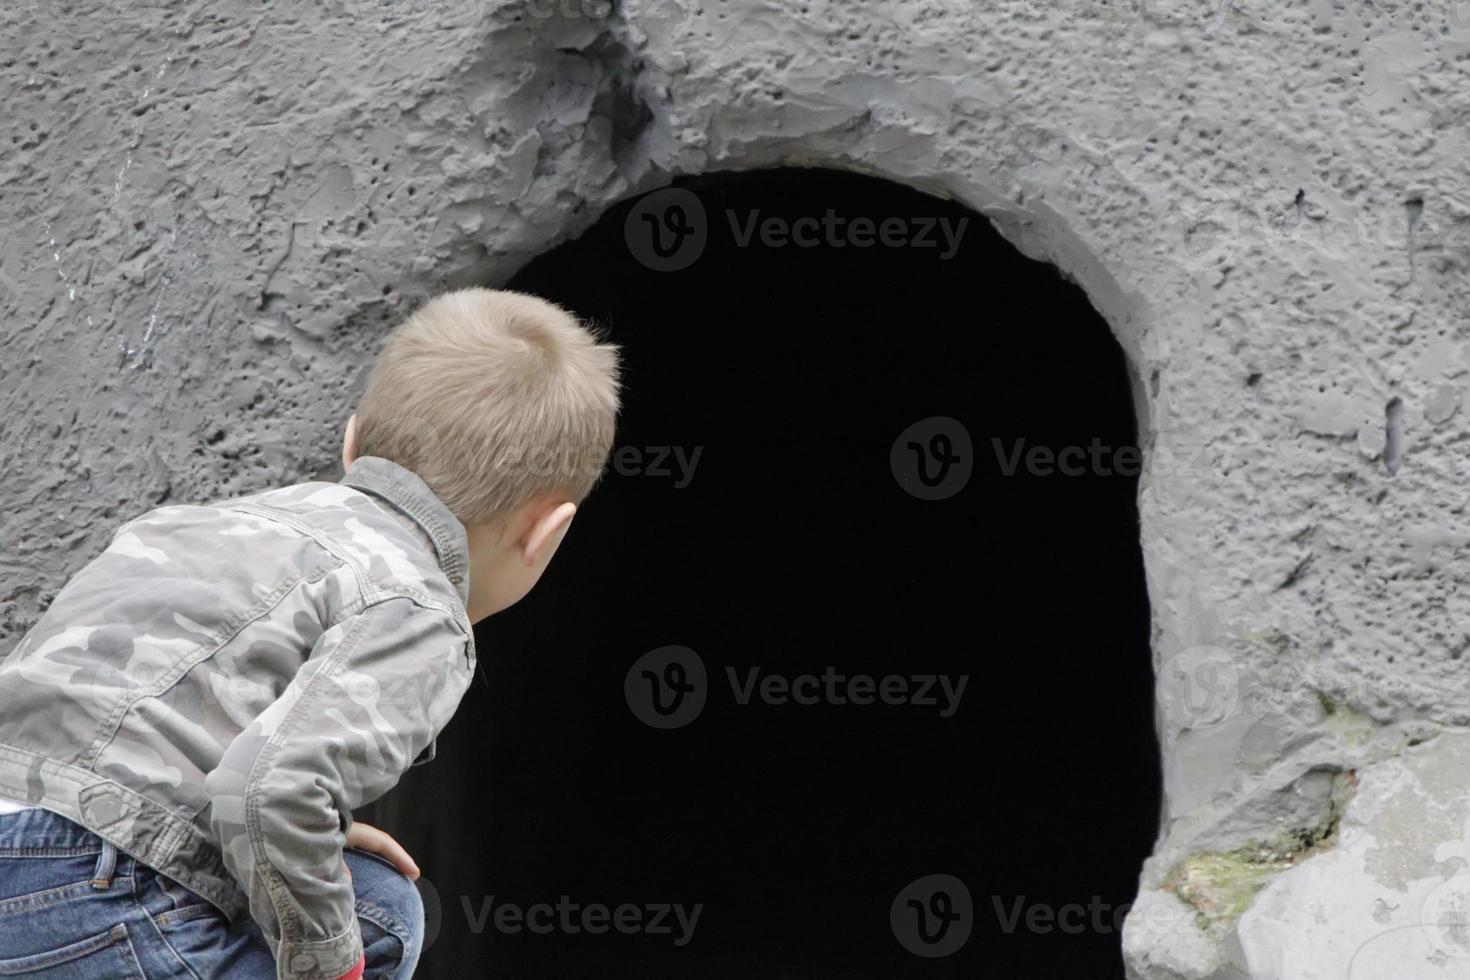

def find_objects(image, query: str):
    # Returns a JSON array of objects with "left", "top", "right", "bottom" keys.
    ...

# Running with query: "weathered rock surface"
[{"left": 1231, "top": 732, "right": 1470, "bottom": 980}]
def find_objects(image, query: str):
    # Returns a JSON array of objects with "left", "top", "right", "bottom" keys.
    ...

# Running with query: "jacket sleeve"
[{"left": 203, "top": 595, "right": 474, "bottom": 980}]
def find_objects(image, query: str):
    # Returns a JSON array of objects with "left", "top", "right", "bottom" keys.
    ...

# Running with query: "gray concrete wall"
[{"left": 3, "top": 1, "right": 1470, "bottom": 975}]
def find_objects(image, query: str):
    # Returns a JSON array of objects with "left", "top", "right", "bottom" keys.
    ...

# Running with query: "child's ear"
[
  {"left": 342, "top": 414, "right": 359, "bottom": 471},
  {"left": 522, "top": 501, "right": 577, "bottom": 567}
]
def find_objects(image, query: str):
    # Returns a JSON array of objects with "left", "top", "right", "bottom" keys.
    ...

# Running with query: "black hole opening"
[{"left": 375, "top": 167, "right": 1159, "bottom": 979}]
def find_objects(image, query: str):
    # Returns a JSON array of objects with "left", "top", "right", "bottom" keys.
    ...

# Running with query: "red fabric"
[{"left": 334, "top": 954, "right": 366, "bottom": 980}]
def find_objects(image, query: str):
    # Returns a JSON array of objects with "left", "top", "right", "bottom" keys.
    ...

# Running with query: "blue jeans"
[{"left": 0, "top": 808, "right": 423, "bottom": 978}]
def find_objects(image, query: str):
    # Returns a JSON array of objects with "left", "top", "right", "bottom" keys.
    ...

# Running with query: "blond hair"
[{"left": 354, "top": 288, "right": 621, "bottom": 525}]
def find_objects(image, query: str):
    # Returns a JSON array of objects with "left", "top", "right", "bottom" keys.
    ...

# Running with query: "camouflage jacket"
[{"left": 0, "top": 456, "right": 476, "bottom": 980}]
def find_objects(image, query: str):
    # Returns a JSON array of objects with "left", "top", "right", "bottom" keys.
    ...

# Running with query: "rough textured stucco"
[{"left": 2, "top": 0, "right": 1469, "bottom": 975}]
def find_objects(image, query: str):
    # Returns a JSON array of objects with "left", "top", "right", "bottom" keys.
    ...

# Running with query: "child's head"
[{"left": 344, "top": 288, "right": 621, "bottom": 621}]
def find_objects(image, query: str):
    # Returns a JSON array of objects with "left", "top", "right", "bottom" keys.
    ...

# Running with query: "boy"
[{"left": 0, "top": 289, "right": 621, "bottom": 978}]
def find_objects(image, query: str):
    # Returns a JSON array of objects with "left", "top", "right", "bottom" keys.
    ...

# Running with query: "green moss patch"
[{"left": 1163, "top": 769, "right": 1357, "bottom": 930}]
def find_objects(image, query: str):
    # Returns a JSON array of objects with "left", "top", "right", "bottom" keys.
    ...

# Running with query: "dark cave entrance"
[{"left": 375, "top": 168, "right": 1160, "bottom": 978}]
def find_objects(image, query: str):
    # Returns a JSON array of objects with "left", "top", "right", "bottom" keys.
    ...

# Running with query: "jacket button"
[{"left": 290, "top": 953, "right": 316, "bottom": 973}]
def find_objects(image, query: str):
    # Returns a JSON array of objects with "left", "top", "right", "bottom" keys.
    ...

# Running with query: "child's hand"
[{"left": 344, "top": 821, "right": 422, "bottom": 881}]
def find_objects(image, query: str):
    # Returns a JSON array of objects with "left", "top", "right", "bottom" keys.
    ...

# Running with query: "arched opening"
[{"left": 375, "top": 168, "right": 1159, "bottom": 977}]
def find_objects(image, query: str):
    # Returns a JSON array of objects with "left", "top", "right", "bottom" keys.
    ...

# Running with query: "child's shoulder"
[{"left": 224, "top": 480, "right": 463, "bottom": 614}]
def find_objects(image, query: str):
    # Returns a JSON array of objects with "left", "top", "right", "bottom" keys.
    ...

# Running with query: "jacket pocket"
[{"left": 0, "top": 923, "right": 145, "bottom": 977}]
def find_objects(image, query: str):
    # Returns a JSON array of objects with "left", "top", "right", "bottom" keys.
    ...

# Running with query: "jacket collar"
[{"left": 339, "top": 456, "right": 470, "bottom": 605}]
